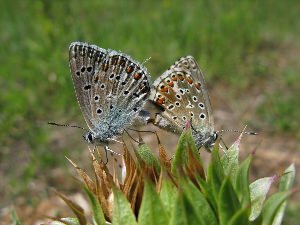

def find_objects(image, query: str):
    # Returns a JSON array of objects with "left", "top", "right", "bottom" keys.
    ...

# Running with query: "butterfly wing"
[
  {"left": 150, "top": 56, "right": 214, "bottom": 135},
  {"left": 69, "top": 42, "right": 150, "bottom": 139},
  {"left": 69, "top": 42, "right": 106, "bottom": 132}
]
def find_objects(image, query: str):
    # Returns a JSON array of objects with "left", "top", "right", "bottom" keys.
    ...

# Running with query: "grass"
[{"left": 0, "top": 0, "right": 299, "bottom": 222}]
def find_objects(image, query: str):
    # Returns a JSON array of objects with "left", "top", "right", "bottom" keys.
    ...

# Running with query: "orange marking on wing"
[
  {"left": 195, "top": 82, "right": 201, "bottom": 90},
  {"left": 168, "top": 81, "right": 174, "bottom": 87},
  {"left": 178, "top": 74, "right": 184, "bottom": 81},
  {"left": 160, "top": 86, "right": 169, "bottom": 93},
  {"left": 133, "top": 72, "right": 142, "bottom": 80},
  {"left": 186, "top": 77, "right": 193, "bottom": 84},
  {"left": 171, "top": 76, "right": 178, "bottom": 81},
  {"left": 156, "top": 97, "right": 165, "bottom": 105}
]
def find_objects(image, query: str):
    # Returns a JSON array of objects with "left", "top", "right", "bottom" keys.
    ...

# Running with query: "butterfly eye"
[{"left": 87, "top": 133, "right": 93, "bottom": 142}]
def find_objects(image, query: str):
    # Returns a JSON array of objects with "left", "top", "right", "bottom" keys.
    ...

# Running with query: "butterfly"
[
  {"left": 69, "top": 42, "right": 151, "bottom": 147},
  {"left": 149, "top": 56, "right": 218, "bottom": 151}
]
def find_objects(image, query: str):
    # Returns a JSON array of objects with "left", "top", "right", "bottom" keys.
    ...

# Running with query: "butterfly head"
[
  {"left": 193, "top": 130, "right": 218, "bottom": 152},
  {"left": 203, "top": 131, "right": 218, "bottom": 152}
]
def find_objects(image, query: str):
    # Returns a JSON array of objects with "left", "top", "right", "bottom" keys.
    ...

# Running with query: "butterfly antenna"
[
  {"left": 141, "top": 57, "right": 151, "bottom": 66},
  {"left": 48, "top": 122, "right": 87, "bottom": 131},
  {"left": 218, "top": 129, "right": 257, "bottom": 136}
]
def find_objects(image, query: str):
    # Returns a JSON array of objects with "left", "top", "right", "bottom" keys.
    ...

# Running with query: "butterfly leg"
[
  {"left": 104, "top": 146, "right": 109, "bottom": 164},
  {"left": 124, "top": 129, "right": 143, "bottom": 144},
  {"left": 127, "top": 127, "right": 156, "bottom": 134}
]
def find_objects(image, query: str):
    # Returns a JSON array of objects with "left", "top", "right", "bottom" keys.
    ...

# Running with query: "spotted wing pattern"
[
  {"left": 150, "top": 56, "right": 215, "bottom": 148},
  {"left": 69, "top": 42, "right": 150, "bottom": 143}
]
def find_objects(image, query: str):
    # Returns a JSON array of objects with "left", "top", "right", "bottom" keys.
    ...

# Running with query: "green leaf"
[
  {"left": 207, "top": 144, "right": 225, "bottom": 204},
  {"left": 279, "top": 163, "right": 295, "bottom": 191},
  {"left": 11, "top": 207, "right": 21, "bottom": 225},
  {"left": 262, "top": 190, "right": 294, "bottom": 225},
  {"left": 84, "top": 187, "right": 106, "bottom": 225},
  {"left": 159, "top": 180, "right": 177, "bottom": 217},
  {"left": 56, "top": 191, "right": 87, "bottom": 225},
  {"left": 181, "top": 179, "right": 218, "bottom": 225},
  {"left": 272, "top": 163, "right": 296, "bottom": 225},
  {"left": 218, "top": 176, "right": 240, "bottom": 225},
  {"left": 235, "top": 155, "right": 252, "bottom": 207},
  {"left": 197, "top": 176, "right": 218, "bottom": 213},
  {"left": 137, "top": 143, "right": 160, "bottom": 172},
  {"left": 112, "top": 187, "right": 137, "bottom": 225},
  {"left": 228, "top": 207, "right": 250, "bottom": 225},
  {"left": 138, "top": 181, "right": 168, "bottom": 225},
  {"left": 221, "top": 132, "right": 242, "bottom": 177},
  {"left": 172, "top": 128, "right": 199, "bottom": 170},
  {"left": 249, "top": 176, "right": 276, "bottom": 221},
  {"left": 169, "top": 192, "right": 203, "bottom": 225},
  {"left": 50, "top": 218, "right": 81, "bottom": 225}
]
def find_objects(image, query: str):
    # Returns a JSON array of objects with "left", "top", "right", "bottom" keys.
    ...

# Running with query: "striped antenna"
[
  {"left": 217, "top": 129, "right": 257, "bottom": 136},
  {"left": 48, "top": 122, "right": 87, "bottom": 131}
]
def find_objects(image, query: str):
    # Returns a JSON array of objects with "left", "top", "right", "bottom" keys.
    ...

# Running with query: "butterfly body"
[
  {"left": 69, "top": 42, "right": 150, "bottom": 146},
  {"left": 150, "top": 56, "right": 217, "bottom": 150}
]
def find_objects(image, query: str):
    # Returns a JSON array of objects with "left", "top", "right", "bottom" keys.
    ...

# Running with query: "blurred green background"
[{"left": 1, "top": 0, "right": 299, "bottom": 223}]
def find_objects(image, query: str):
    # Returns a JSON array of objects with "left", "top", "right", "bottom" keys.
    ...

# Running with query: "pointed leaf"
[
  {"left": 169, "top": 192, "right": 203, "bottom": 225},
  {"left": 221, "top": 132, "right": 243, "bottom": 177},
  {"left": 249, "top": 176, "right": 277, "bottom": 221},
  {"left": 112, "top": 187, "right": 137, "bottom": 225},
  {"left": 160, "top": 180, "right": 177, "bottom": 216},
  {"left": 279, "top": 163, "right": 295, "bottom": 191},
  {"left": 262, "top": 190, "right": 294, "bottom": 225},
  {"left": 137, "top": 144, "right": 160, "bottom": 172},
  {"left": 197, "top": 176, "right": 218, "bottom": 212},
  {"left": 272, "top": 164, "right": 296, "bottom": 225},
  {"left": 218, "top": 176, "right": 240, "bottom": 225},
  {"left": 56, "top": 191, "right": 87, "bottom": 225},
  {"left": 84, "top": 187, "right": 106, "bottom": 225},
  {"left": 235, "top": 155, "right": 252, "bottom": 207},
  {"left": 172, "top": 128, "right": 199, "bottom": 170},
  {"left": 55, "top": 218, "right": 81, "bottom": 225},
  {"left": 207, "top": 144, "right": 225, "bottom": 203},
  {"left": 181, "top": 179, "right": 218, "bottom": 225},
  {"left": 138, "top": 181, "right": 168, "bottom": 225}
]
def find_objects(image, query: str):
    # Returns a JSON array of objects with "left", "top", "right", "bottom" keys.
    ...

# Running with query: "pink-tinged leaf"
[{"left": 249, "top": 175, "right": 277, "bottom": 221}]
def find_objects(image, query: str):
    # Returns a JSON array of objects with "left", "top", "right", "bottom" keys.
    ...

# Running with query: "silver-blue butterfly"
[
  {"left": 149, "top": 56, "right": 217, "bottom": 151},
  {"left": 69, "top": 42, "right": 151, "bottom": 147}
]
